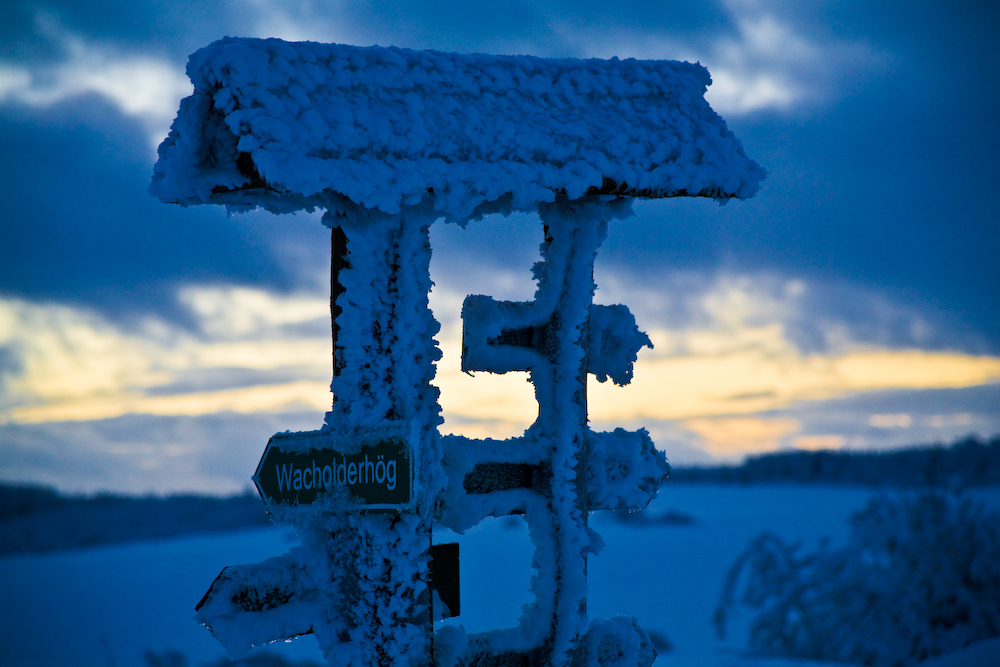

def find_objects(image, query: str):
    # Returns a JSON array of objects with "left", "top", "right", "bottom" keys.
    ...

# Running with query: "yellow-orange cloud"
[
  {"left": 7, "top": 381, "right": 332, "bottom": 424},
  {"left": 584, "top": 347, "right": 1000, "bottom": 423},
  {"left": 681, "top": 416, "right": 800, "bottom": 457},
  {"left": 0, "top": 293, "right": 331, "bottom": 424},
  {"left": 4, "top": 281, "right": 1000, "bottom": 437}
]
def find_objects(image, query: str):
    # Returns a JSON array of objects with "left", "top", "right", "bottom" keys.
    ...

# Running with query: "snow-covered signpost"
[{"left": 151, "top": 37, "right": 763, "bottom": 667}]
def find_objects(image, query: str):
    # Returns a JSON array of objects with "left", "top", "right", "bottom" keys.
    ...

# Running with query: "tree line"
[{"left": 672, "top": 434, "right": 1000, "bottom": 487}]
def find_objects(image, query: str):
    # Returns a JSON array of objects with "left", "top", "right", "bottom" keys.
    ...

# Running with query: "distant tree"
[
  {"left": 714, "top": 490, "right": 1000, "bottom": 667},
  {"left": 0, "top": 486, "right": 271, "bottom": 554},
  {"left": 0, "top": 483, "right": 67, "bottom": 519},
  {"left": 674, "top": 434, "right": 1000, "bottom": 487},
  {"left": 144, "top": 648, "right": 322, "bottom": 666}
]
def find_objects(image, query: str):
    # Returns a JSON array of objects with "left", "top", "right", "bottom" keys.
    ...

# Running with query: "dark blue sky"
[
  {"left": 2, "top": 0, "right": 997, "bottom": 346},
  {"left": 2, "top": 0, "right": 998, "bottom": 492}
]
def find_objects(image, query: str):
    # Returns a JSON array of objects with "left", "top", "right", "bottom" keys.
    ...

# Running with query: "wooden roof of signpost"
[{"left": 151, "top": 37, "right": 765, "bottom": 219}]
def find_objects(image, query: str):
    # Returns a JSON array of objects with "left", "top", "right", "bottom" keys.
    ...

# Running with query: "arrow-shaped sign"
[{"left": 253, "top": 427, "right": 414, "bottom": 512}]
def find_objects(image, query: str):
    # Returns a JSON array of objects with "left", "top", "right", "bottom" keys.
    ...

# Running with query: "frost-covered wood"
[
  {"left": 439, "top": 198, "right": 669, "bottom": 666},
  {"left": 153, "top": 35, "right": 762, "bottom": 667},
  {"left": 196, "top": 204, "right": 445, "bottom": 665},
  {"left": 150, "top": 37, "right": 764, "bottom": 219}
]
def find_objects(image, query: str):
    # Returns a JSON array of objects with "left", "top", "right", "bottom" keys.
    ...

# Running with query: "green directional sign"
[{"left": 253, "top": 430, "right": 413, "bottom": 509}]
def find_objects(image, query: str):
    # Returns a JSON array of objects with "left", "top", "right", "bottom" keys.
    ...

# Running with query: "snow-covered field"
[{"left": 2, "top": 484, "right": 998, "bottom": 667}]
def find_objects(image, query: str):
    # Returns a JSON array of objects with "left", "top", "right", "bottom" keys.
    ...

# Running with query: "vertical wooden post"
[
  {"left": 321, "top": 206, "right": 444, "bottom": 667},
  {"left": 533, "top": 199, "right": 606, "bottom": 664},
  {"left": 331, "top": 225, "right": 349, "bottom": 390}
]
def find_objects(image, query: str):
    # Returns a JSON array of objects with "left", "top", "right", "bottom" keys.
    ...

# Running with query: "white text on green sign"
[{"left": 255, "top": 436, "right": 412, "bottom": 508}]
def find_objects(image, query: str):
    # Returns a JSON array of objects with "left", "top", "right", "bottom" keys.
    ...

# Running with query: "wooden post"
[{"left": 331, "top": 225, "right": 348, "bottom": 387}]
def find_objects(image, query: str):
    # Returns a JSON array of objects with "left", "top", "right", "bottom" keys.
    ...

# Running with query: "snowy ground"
[{"left": 1, "top": 484, "right": 998, "bottom": 667}]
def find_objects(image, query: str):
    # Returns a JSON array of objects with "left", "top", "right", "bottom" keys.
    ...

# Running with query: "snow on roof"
[{"left": 150, "top": 37, "right": 765, "bottom": 219}]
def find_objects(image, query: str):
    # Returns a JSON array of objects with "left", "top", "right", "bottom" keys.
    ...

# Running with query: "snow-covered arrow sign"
[{"left": 253, "top": 429, "right": 414, "bottom": 511}]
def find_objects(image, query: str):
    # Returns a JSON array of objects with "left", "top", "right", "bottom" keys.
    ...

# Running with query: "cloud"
[
  {"left": 2, "top": 0, "right": 996, "bottom": 454},
  {"left": 9, "top": 381, "right": 332, "bottom": 423},
  {"left": 681, "top": 416, "right": 800, "bottom": 457},
  {"left": 3, "top": 256, "right": 999, "bottom": 483},
  {"left": 700, "top": 0, "right": 890, "bottom": 115},
  {"left": 585, "top": 347, "right": 1000, "bottom": 424},
  {"left": 0, "top": 106, "right": 330, "bottom": 315},
  {"left": 792, "top": 434, "right": 845, "bottom": 451},
  {"left": 240, "top": 0, "right": 358, "bottom": 45},
  {"left": 431, "top": 271, "right": 1000, "bottom": 443},
  {"left": 706, "top": 68, "right": 797, "bottom": 114},
  {"left": 0, "top": 23, "right": 190, "bottom": 149},
  {"left": 0, "top": 289, "right": 332, "bottom": 424},
  {"left": 770, "top": 384, "right": 998, "bottom": 458},
  {"left": 869, "top": 413, "right": 913, "bottom": 429},
  {"left": 702, "top": 15, "right": 812, "bottom": 113},
  {"left": 0, "top": 411, "right": 325, "bottom": 494},
  {"left": 629, "top": 384, "right": 1000, "bottom": 465},
  {"left": 527, "top": 19, "right": 812, "bottom": 115},
  {"left": 702, "top": 5, "right": 889, "bottom": 115},
  {"left": 582, "top": 271, "right": 1000, "bottom": 424},
  {"left": 177, "top": 285, "right": 330, "bottom": 339},
  {"left": 513, "top": 2, "right": 885, "bottom": 116},
  {"left": 222, "top": 0, "right": 883, "bottom": 116},
  {"left": 7, "top": 267, "right": 993, "bottom": 442},
  {"left": 594, "top": 269, "right": 958, "bottom": 355}
]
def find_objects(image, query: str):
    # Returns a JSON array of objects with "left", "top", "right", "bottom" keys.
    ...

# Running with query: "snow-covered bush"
[{"left": 714, "top": 491, "right": 1000, "bottom": 667}]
